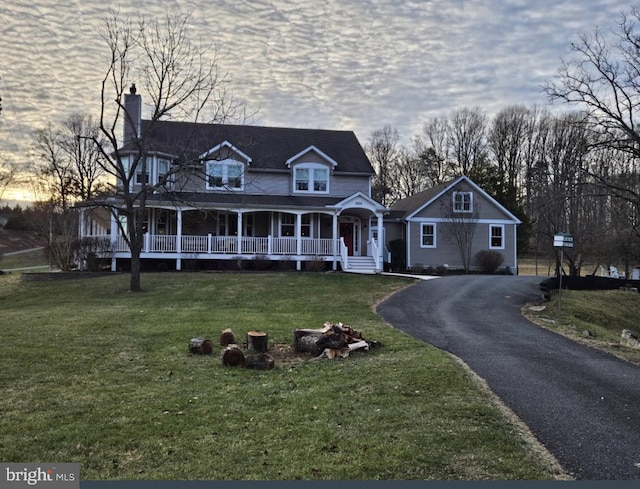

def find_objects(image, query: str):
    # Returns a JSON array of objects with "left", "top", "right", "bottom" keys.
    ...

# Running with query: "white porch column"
[
  {"left": 237, "top": 211, "right": 243, "bottom": 255},
  {"left": 176, "top": 209, "right": 183, "bottom": 271},
  {"left": 78, "top": 208, "right": 86, "bottom": 238},
  {"left": 377, "top": 212, "right": 384, "bottom": 269},
  {"left": 110, "top": 210, "right": 118, "bottom": 272},
  {"left": 296, "top": 212, "right": 302, "bottom": 271},
  {"left": 332, "top": 212, "right": 338, "bottom": 271}
]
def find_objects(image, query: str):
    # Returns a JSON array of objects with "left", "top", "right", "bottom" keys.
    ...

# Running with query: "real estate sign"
[{"left": 553, "top": 233, "right": 573, "bottom": 248}]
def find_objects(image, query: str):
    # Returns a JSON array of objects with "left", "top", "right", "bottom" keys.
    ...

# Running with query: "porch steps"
[{"left": 343, "top": 256, "right": 378, "bottom": 274}]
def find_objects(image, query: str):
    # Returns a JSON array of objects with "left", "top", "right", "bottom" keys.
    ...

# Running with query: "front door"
[{"left": 340, "top": 222, "right": 355, "bottom": 256}]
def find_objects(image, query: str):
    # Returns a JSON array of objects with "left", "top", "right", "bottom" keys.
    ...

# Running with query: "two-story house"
[{"left": 78, "top": 87, "right": 388, "bottom": 273}]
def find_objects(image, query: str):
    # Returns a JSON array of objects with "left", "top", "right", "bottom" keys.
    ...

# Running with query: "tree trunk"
[
  {"left": 220, "top": 328, "right": 236, "bottom": 346},
  {"left": 128, "top": 206, "right": 146, "bottom": 292},
  {"left": 221, "top": 345, "right": 245, "bottom": 367},
  {"left": 130, "top": 244, "right": 142, "bottom": 292},
  {"left": 245, "top": 352, "right": 275, "bottom": 370},
  {"left": 188, "top": 337, "right": 213, "bottom": 355},
  {"left": 247, "top": 331, "right": 268, "bottom": 352}
]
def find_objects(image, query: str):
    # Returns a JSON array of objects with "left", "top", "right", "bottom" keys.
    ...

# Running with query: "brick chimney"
[{"left": 123, "top": 83, "right": 141, "bottom": 144}]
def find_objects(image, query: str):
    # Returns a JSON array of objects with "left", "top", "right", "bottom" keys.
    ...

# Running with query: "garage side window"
[
  {"left": 421, "top": 223, "right": 436, "bottom": 248},
  {"left": 490, "top": 224, "right": 504, "bottom": 249}
]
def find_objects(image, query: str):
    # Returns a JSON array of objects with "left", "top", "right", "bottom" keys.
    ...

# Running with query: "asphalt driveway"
[{"left": 376, "top": 274, "right": 640, "bottom": 480}]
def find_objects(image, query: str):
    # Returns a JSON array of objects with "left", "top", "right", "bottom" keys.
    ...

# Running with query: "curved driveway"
[{"left": 377, "top": 275, "right": 640, "bottom": 480}]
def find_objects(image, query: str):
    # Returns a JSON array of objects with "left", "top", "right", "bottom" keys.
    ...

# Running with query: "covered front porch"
[{"left": 79, "top": 193, "right": 387, "bottom": 273}]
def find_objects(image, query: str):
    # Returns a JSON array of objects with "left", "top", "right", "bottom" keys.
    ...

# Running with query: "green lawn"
[
  {"left": 0, "top": 248, "right": 50, "bottom": 271},
  {"left": 524, "top": 287, "right": 640, "bottom": 365},
  {"left": 0, "top": 272, "right": 565, "bottom": 480}
]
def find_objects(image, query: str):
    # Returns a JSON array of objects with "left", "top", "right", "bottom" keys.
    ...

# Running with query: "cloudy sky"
[{"left": 0, "top": 0, "right": 633, "bottom": 200}]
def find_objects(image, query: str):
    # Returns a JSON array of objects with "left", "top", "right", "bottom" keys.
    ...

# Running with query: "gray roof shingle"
[{"left": 129, "top": 120, "right": 374, "bottom": 175}]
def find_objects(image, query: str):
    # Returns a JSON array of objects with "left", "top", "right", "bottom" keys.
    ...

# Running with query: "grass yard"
[
  {"left": 524, "top": 287, "right": 640, "bottom": 365},
  {"left": 0, "top": 272, "right": 564, "bottom": 480},
  {"left": 0, "top": 248, "right": 49, "bottom": 271}
]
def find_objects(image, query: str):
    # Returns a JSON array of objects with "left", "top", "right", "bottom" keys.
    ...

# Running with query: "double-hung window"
[
  {"left": 157, "top": 158, "right": 172, "bottom": 187},
  {"left": 135, "top": 158, "right": 149, "bottom": 185},
  {"left": 294, "top": 164, "right": 329, "bottom": 193},
  {"left": 490, "top": 225, "right": 504, "bottom": 249},
  {"left": 420, "top": 223, "right": 436, "bottom": 248},
  {"left": 453, "top": 191, "right": 473, "bottom": 213},
  {"left": 206, "top": 159, "right": 244, "bottom": 190},
  {"left": 280, "top": 214, "right": 295, "bottom": 237}
]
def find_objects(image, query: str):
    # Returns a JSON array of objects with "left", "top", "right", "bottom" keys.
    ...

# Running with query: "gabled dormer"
[
  {"left": 200, "top": 141, "right": 252, "bottom": 191},
  {"left": 285, "top": 145, "right": 338, "bottom": 194}
]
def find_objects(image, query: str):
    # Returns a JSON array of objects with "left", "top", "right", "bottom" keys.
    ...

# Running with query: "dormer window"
[
  {"left": 293, "top": 163, "right": 329, "bottom": 193},
  {"left": 206, "top": 159, "right": 244, "bottom": 191},
  {"left": 453, "top": 191, "right": 473, "bottom": 213}
]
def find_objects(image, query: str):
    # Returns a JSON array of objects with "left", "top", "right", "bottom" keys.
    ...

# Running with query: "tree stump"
[
  {"left": 293, "top": 331, "right": 323, "bottom": 355},
  {"left": 221, "top": 344, "right": 245, "bottom": 367},
  {"left": 220, "top": 328, "right": 236, "bottom": 346},
  {"left": 188, "top": 337, "right": 213, "bottom": 355},
  {"left": 247, "top": 331, "right": 269, "bottom": 352},
  {"left": 245, "top": 352, "right": 275, "bottom": 370}
]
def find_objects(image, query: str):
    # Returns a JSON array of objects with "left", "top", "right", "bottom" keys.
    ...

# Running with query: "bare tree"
[
  {"left": 413, "top": 117, "right": 451, "bottom": 185},
  {"left": 88, "top": 10, "right": 244, "bottom": 292},
  {"left": 391, "top": 147, "right": 433, "bottom": 201},
  {"left": 543, "top": 7, "right": 640, "bottom": 210},
  {"left": 60, "top": 114, "right": 110, "bottom": 201},
  {"left": 488, "top": 105, "right": 531, "bottom": 199},
  {"left": 440, "top": 186, "right": 480, "bottom": 272},
  {"left": 33, "top": 124, "right": 76, "bottom": 210},
  {"left": 366, "top": 125, "right": 401, "bottom": 206},
  {"left": 448, "top": 107, "right": 487, "bottom": 176},
  {"left": 0, "top": 153, "right": 16, "bottom": 201}
]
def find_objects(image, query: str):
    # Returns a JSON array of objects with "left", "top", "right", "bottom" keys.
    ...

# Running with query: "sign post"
[{"left": 553, "top": 233, "right": 573, "bottom": 321}]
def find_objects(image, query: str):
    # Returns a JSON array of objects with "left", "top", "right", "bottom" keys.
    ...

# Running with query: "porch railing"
[
  {"left": 370, "top": 238, "right": 380, "bottom": 270},
  {"left": 89, "top": 234, "right": 339, "bottom": 257},
  {"left": 301, "top": 238, "right": 334, "bottom": 255},
  {"left": 339, "top": 237, "right": 348, "bottom": 269}
]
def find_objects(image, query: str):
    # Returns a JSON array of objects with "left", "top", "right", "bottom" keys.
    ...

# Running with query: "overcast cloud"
[{"left": 0, "top": 0, "right": 633, "bottom": 174}]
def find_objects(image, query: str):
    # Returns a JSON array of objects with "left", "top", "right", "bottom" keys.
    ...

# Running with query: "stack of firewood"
[{"left": 293, "top": 321, "right": 373, "bottom": 359}]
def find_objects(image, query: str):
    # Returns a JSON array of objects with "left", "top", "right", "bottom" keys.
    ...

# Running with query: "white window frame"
[
  {"left": 280, "top": 214, "right": 295, "bottom": 237},
  {"left": 420, "top": 223, "right": 437, "bottom": 248},
  {"left": 125, "top": 156, "right": 176, "bottom": 188},
  {"left": 489, "top": 224, "right": 505, "bottom": 250},
  {"left": 157, "top": 158, "right": 173, "bottom": 187},
  {"left": 134, "top": 157, "right": 149, "bottom": 185},
  {"left": 206, "top": 159, "right": 244, "bottom": 191},
  {"left": 453, "top": 191, "right": 473, "bottom": 213},
  {"left": 293, "top": 163, "right": 329, "bottom": 194}
]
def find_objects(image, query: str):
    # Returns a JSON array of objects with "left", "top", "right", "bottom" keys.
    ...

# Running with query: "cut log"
[
  {"left": 220, "top": 328, "right": 236, "bottom": 346},
  {"left": 246, "top": 331, "right": 269, "bottom": 352},
  {"left": 188, "top": 337, "right": 213, "bottom": 355},
  {"left": 294, "top": 331, "right": 324, "bottom": 355},
  {"left": 245, "top": 352, "right": 275, "bottom": 370},
  {"left": 347, "top": 339, "right": 369, "bottom": 352},
  {"left": 221, "top": 344, "right": 245, "bottom": 367}
]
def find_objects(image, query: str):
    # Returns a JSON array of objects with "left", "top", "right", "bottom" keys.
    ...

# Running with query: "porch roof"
[{"left": 146, "top": 191, "right": 345, "bottom": 210}]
